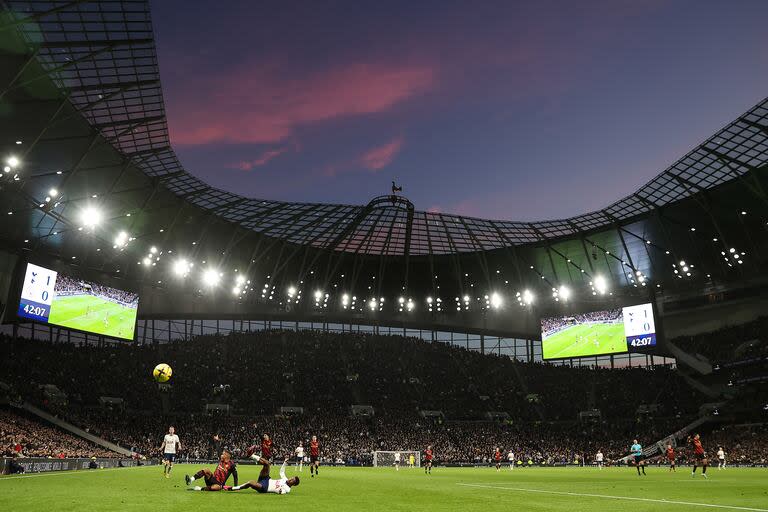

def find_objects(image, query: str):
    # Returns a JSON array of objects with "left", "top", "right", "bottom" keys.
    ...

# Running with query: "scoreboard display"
[
  {"left": 17, "top": 262, "right": 139, "bottom": 341},
  {"left": 622, "top": 303, "right": 657, "bottom": 349},
  {"left": 541, "top": 302, "right": 659, "bottom": 359},
  {"left": 18, "top": 263, "right": 58, "bottom": 323}
]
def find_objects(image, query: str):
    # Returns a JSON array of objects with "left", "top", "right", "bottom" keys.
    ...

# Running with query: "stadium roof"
[
  {"left": 1, "top": 0, "right": 767, "bottom": 337},
  {"left": 2, "top": 0, "right": 767, "bottom": 256}
]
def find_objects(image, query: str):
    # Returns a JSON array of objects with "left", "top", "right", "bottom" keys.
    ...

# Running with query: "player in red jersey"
[
  {"left": 424, "top": 445, "right": 434, "bottom": 474},
  {"left": 493, "top": 447, "right": 502, "bottom": 472},
  {"left": 246, "top": 433, "right": 273, "bottom": 462},
  {"left": 309, "top": 435, "right": 320, "bottom": 478},
  {"left": 261, "top": 434, "right": 273, "bottom": 461},
  {"left": 185, "top": 450, "right": 238, "bottom": 491},
  {"left": 688, "top": 434, "right": 708, "bottom": 478},
  {"left": 665, "top": 443, "right": 676, "bottom": 472}
]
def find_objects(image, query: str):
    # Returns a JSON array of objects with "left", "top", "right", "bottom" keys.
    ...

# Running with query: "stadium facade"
[{"left": 0, "top": 1, "right": 767, "bottom": 366}]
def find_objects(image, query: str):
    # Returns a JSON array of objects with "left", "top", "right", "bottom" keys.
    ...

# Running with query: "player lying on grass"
[
  {"left": 228, "top": 456, "right": 300, "bottom": 494},
  {"left": 185, "top": 450, "right": 238, "bottom": 491}
]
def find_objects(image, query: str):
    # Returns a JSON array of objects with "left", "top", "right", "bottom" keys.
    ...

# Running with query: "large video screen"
[
  {"left": 541, "top": 303, "right": 657, "bottom": 359},
  {"left": 17, "top": 263, "right": 139, "bottom": 340}
]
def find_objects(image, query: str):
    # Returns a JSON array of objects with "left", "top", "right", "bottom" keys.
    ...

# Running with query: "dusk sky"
[{"left": 151, "top": 0, "right": 768, "bottom": 221}]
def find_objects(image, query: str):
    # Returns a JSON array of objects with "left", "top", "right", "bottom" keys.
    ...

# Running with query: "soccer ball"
[{"left": 152, "top": 363, "right": 172, "bottom": 383}]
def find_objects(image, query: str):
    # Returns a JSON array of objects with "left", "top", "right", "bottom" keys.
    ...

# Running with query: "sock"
[
  {"left": 193, "top": 486, "right": 202, "bottom": 491},
  {"left": 636, "top": 466, "right": 641, "bottom": 475},
  {"left": 168, "top": 465, "right": 172, "bottom": 474},
  {"left": 194, "top": 470, "right": 206, "bottom": 479},
  {"left": 703, "top": 466, "right": 707, "bottom": 474},
  {"left": 232, "top": 485, "right": 242, "bottom": 490}
]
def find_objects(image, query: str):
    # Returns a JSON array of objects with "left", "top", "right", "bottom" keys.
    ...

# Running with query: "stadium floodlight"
[
  {"left": 426, "top": 296, "right": 433, "bottom": 304},
  {"left": 142, "top": 257, "right": 151, "bottom": 266},
  {"left": 202, "top": 268, "right": 221, "bottom": 287},
  {"left": 233, "top": 286, "right": 241, "bottom": 295},
  {"left": 314, "top": 290, "right": 323, "bottom": 300},
  {"left": 48, "top": 188, "right": 58, "bottom": 198},
  {"left": 522, "top": 289, "right": 534, "bottom": 305},
  {"left": 173, "top": 258, "right": 191, "bottom": 277},
  {"left": 490, "top": 292, "right": 502, "bottom": 309},
  {"left": 342, "top": 293, "right": 350, "bottom": 306},
  {"left": 406, "top": 299, "right": 415, "bottom": 312},
  {"left": 287, "top": 286, "right": 296, "bottom": 296},
  {"left": 114, "top": 231, "right": 129, "bottom": 248},
  {"left": 398, "top": 296, "right": 405, "bottom": 304},
  {"left": 150, "top": 246, "right": 157, "bottom": 254},
  {"left": 6, "top": 156, "right": 19, "bottom": 168},
  {"left": 558, "top": 285, "right": 571, "bottom": 301},
  {"left": 236, "top": 274, "right": 246, "bottom": 285},
  {"left": 463, "top": 295, "right": 470, "bottom": 303},
  {"left": 369, "top": 298, "right": 377, "bottom": 311},
  {"left": 79, "top": 206, "right": 102, "bottom": 228},
  {"left": 593, "top": 275, "right": 608, "bottom": 294}
]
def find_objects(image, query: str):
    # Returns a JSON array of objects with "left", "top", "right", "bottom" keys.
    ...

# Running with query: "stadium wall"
[{"left": 0, "top": 457, "right": 155, "bottom": 474}]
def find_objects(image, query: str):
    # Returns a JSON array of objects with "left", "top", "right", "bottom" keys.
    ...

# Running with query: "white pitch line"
[
  {"left": 0, "top": 465, "right": 149, "bottom": 481},
  {"left": 457, "top": 483, "right": 768, "bottom": 512}
]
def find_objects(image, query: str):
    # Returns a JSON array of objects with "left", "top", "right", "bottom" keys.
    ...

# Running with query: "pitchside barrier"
[{"left": 1, "top": 457, "right": 157, "bottom": 474}]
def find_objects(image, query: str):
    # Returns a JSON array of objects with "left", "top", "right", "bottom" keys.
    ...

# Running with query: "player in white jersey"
[
  {"left": 295, "top": 442, "right": 305, "bottom": 472},
  {"left": 394, "top": 451, "right": 401, "bottom": 471},
  {"left": 229, "top": 457, "right": 300, "bottom": 494},
  {"left": 716, "top": 447, "right": 726, "bottom": 469},
  {"left": 160, "top": 426, "right": 181, "bottom": 478},
  {"left": 507, "top": 450, "right": 515, "bottom": 470},
  {"left": 595, "top": 449, "right": 604, "bottom": 469}
]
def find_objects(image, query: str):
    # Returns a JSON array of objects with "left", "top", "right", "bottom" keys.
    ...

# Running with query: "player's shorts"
[
  {"left": 425, "top": 458, "right": 433, "bottom": 464},
  {"left": 668, "top": 458, "right": 675, "bottom": 464},
  {"left": 694, "top": 452, "right": 705, "bottom": 462},
  {"left": 295, "top": 455, "right": 304, "bottom": 463},
  {"left": 256, "top": 477, "right": 269, "bottom": 493},
  {"left": 163, "top": 453, "right": 176, "bottom": 463},
  {"left": 204, "top": 475, "right": 223, "bottom": 488},
  {"left": 634, "top": 455, "right": 643, "bottom": 465},
  {"left": 310, "top": 455, "right": 318, "bottom": 463}
]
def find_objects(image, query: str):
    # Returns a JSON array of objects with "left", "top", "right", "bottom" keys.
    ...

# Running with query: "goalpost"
[{"left": 373, "top": 451, "right": 421, "bottom": 468}]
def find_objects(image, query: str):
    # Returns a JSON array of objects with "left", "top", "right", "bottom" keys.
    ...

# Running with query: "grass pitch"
[
  {"left": 48, "top": 294, "right": 137, "bottom": 340},
  {"left": 1, "top": 464, "right": 766, "bottom": 512},
  {"left": 542, "top": 322, "right": 625, "bottom": 359}
]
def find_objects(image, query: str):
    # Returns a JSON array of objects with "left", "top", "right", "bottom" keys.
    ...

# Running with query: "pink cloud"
[
  {"left": 230, "top": 147, "right": 287, "bottom": 170},
  {"left": 359, "top": 135, "right": 404, "bottom": 171},
  {"left": 322, "top": 135, "right": 404, "bottom": 177},
  {"left": 168, "top": 62, "right": 435, "bottom": 146}
]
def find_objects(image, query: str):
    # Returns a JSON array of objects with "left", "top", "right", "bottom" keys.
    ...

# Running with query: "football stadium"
[{"left": 1, "top": 1, "right": 767, "bottom": 511}]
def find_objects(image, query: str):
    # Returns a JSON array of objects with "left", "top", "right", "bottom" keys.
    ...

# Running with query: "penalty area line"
[{"left": 456, "top": 483, "right": 768, "bottom": 512}]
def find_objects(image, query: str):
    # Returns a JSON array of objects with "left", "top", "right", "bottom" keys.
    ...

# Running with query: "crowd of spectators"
[
  {"left": 0, "top": 328, "right": 722, "bottom": 465},
  {"left": 0, "top": 330, "right": 703, "bottom": 422},
  {"left": 672, "top": 316, "right": 767, "bottom": 364},
  {"left": 57, "top": 409, "right": 678, "bottom": 466},
  {"left": 1, "top": 409, "right": 116, "bottom": 459}
]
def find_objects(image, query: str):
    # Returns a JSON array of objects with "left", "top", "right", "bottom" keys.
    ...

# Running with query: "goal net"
[{"left": 373, "top": 451, "right": 421, "bottom": 467}]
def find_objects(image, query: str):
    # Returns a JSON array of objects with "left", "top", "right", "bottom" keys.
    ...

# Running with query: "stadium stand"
[
  {"left": 0, "top": 329, "right": 730, "bottom": 465},
  {"left": 1, "top": 409, "right": 117, "bottom": 459}
]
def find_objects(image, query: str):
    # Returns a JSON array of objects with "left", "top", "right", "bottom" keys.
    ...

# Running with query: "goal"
[{"left": 373, "top": 450, "right": 421, "bottom": 467}]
